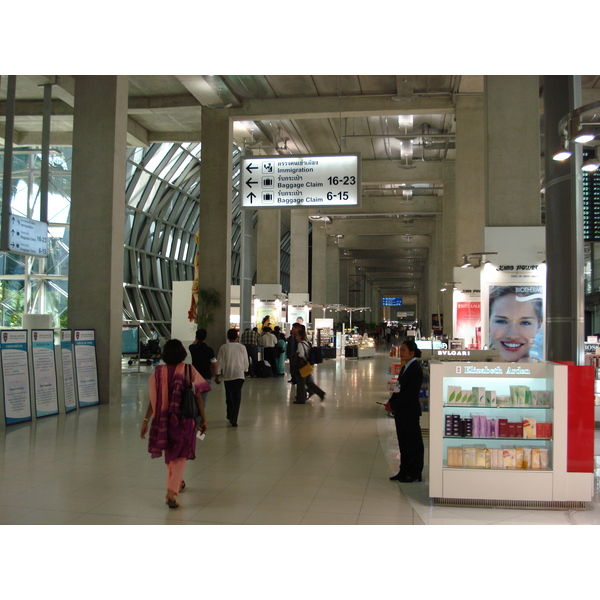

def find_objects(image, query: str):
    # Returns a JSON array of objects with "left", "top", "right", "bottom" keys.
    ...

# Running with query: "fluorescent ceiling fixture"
[{"left": 398, "top": 115, "right": 413, "bottom": 131}]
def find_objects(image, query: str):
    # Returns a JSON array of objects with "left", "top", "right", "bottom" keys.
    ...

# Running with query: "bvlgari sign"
[{"left": 241, "top": 154, "right": 360, "bottom": 209}]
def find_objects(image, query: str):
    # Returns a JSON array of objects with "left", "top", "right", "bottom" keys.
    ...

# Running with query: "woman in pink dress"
[{"left": 140, "top": 339, "right": 208, "bottom": 508}]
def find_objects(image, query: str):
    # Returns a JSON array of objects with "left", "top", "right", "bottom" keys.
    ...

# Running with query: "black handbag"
[{"left": 180, "top": 364, "right": 199, "bottom": 420}]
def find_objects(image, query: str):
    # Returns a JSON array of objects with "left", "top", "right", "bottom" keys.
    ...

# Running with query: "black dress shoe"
[
  {"left": 293, "top": 400, "right": 306, "bottom": 404},
  {"left": 389, "top": 473, "right": 403, "bottom": 481},
  {"left": 398, "top": 475, "right": 422, "bottom": 483}
]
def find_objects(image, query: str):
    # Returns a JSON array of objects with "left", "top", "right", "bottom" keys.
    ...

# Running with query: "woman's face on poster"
[{"left": 489, "top": 294, "right": 541, "bottom": 362}]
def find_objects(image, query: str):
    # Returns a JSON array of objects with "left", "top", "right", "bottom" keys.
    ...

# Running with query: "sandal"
[
  {"left": 166, "top": 497, "right": 179, "bottom": 509},
  {"left": 179, "top": 480, "right": 186, "bottom": 492}
]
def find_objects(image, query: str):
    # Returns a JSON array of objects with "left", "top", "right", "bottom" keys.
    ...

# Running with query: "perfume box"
[
  {"left": 499, "top": 419, "right": 509, "bottom": 437},
  {"left": 447, "top": 386, "right": 461, "bottom": 405},
  {"left": 522, "top": 418, "right": 536, "bottom": 439},
  {"left": 472, "top": 387, "right": 486, "bottom": 407},
  {"left": 445, "top": 414, "right": 454, "bottom": 436},
  {"left": 463, "top": 447, "right": 476, "bottom": 468},
  {"left": 502, "top": 448, "right": 516, "bottom": 469}
]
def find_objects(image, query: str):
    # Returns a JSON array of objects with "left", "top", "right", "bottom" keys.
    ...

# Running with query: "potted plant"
[{"left": 195, "top": 287, "right": 221, "bottom": 328}]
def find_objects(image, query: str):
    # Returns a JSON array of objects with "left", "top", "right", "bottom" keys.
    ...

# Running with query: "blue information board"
[
  {"left": 122, "top": 326, "right": 139, "bottom": 355},
  {"left": 382, "top": 297, "right": 403, "bottom": 306}
]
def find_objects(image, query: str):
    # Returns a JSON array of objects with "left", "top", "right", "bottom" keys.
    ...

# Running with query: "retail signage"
[
  {"left": 73, "top": 329, "right": 100, "bottom": 407},
  {"left": 1, "top": 329, "right": 32, "bottom": 425},
  {"left": 288, "top": 306, "right": 309, "bottom": 326},
  {"left": 60, "top": 330, "right": 77, "bottom": 413},
  {"left": 455, "top": 300, "right": 481, "bottom": 349},
  {"left": 241, "top": 154, "right": 360, "bottom": 208},
  {"left": 255, "top": 302, "right": 279, "bottom": 333},
  {"left": 454, "top": 364, "right": 533, "bottom": 376},
  {"left": 4, "top": 214, "right": 49, "bottom": 257},
  {"left": 31, "top": 329, "right": 59, "bottom": 418}
]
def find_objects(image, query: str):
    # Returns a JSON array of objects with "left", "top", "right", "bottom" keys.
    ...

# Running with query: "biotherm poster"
[
  {"left": 73, "top": 329, "right": 100, "bottom": 407},
  {"left": 487, "top": 284, "right": 544, "bottom": 363},
  {"left": 1, "top": 329, "right": 32, "bottom": 425}
]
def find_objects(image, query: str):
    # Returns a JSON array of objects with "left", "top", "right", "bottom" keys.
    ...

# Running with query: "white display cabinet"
[{"left": 429, "top": 361, "right": 594, "bottom": 509}]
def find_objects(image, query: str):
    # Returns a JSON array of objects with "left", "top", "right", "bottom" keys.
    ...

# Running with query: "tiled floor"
[{"left": 1, "top": 349, "right": 599, "bottom": 526}]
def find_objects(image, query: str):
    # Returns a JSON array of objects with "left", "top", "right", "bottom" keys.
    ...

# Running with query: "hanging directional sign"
[
  {"left": 5, "top": 214, "right": 49, "bottom": 257},
  {"left": 241, "top": 153, "right": 360, "bottom": 209}
]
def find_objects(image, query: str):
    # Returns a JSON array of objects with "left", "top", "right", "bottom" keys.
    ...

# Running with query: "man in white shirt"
[
  {"left": 215, "top": 328, "right": 249, "bottom": 427},
  {"left": 260, "top": 326, "right": 279, "bottom": 376}
]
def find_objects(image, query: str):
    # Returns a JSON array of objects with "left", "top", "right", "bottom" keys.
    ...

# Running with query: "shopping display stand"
[{"left": 429, "top": 361, "right": 595, "bottom": 510}]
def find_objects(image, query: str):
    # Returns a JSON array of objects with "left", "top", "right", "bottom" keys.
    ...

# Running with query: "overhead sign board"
[
  {"left": 5, "top": 215, "right": 49, "bottom": 257},
  {"left": 382, "top": 296, "right": 403, "bottom": 306},
  {"left": 241, "top": 153, "right": 360, "bottom": 209}
]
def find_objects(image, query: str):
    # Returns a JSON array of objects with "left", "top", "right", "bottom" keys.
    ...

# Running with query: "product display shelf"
[
  {"left": 344, "top": 334, "right": 375, "bottom": 359},
  {"left": 430, "top": 361, "right": 594, "bottom": 510}
]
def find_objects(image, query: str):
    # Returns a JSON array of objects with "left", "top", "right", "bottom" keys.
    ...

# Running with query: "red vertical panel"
[{"left": 567, "top": 365, "right": 595, "bottom": 472}]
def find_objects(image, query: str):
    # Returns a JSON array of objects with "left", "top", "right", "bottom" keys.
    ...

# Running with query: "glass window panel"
[{"left": 143, "top": 144, "right": 173, "bottom": 174}]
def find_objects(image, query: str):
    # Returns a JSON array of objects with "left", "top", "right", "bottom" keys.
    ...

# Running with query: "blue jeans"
[{"left": 195, "top": 379, "right": 211, "bottom": 427}]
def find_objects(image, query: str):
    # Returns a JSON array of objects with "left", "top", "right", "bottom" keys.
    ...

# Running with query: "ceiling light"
[
  {"left": 573, "top": 129, "right": 596, "bottom": 144},
  {"left": 582, "top": 157, "right": 600, "bottom": 172},
  {"left": 552, "top": 148, "right": 572, "bottom": 162}
]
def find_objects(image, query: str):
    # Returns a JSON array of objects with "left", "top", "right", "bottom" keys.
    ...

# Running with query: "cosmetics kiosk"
[
  {"left": 344, "top": 334, "right": 375, "bottom": 358},
  {"left": 429, "top": 361, "right": 595, "bottom": 509}
]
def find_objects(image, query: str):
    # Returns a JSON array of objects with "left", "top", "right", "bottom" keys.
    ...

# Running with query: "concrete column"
[
  {"left": 311, "top": 219, "right": 327, "bottom": 305},
  {"left": 485, "top": 76, "right": 541, "bottom": 226},
  {"left": 256, "top": 209, "right": 281, "bottom": 285},
  {"left": 290, "top": 209, "right": 308, "bottom": 293},
  {"left": 544, "top": 76, "right": 585, "bottom": 363},
  {"left": 199, "top": 108, "right": 233, "bottom": 345},
  {"left": 326, "top": 240, "right": 340, "bottom": 305},
  {"left": 455, "top": 94, "right": 486, "bottom": 260},
  {"left": 442, "top": 164, "right": 456, "bottom": 338},
  {"left": 339, "top": 256, "right": 350, "bottom": 306},
  {"left": 428, "top": 217, "right": 442, "bottom": 336},
  {"left": 70, "top": 76, "right": 128, "bottom": 404},
  {"left": 370, "top": 285, "right": 381, "bottom": 324},
  {"left": 239, "top": 206, "right": 255, "bottom": 332}
]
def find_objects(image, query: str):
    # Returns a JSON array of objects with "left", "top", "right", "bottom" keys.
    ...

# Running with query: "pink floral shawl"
[{"left": 147, "top": 363, "right": 209, "bottom": 463}]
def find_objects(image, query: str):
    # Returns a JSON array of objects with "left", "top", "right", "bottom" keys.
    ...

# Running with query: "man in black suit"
[{"left": 387, "top": 340, "right": 424, "bottom": 483}]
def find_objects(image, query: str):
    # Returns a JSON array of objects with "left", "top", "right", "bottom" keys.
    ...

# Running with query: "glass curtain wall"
[
  {"left": 1, "top": 142, "right": 291, "bottom": 337},
  {"left": 0, "top": 147, "right": 70, "bottom": 328}
]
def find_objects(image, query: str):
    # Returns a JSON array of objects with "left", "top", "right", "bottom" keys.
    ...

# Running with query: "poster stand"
[
  {"left": 31, "top": 329, "right": 59, "bottom": 418},
  {"left": 1, "top": 329, "right": 32, "bottom": 425},
  {"left": 60, "top": 330, "right": 78, "bottom": 413},
  {"left": 73, "top": 329, "right": 100, "bottom": 407}
]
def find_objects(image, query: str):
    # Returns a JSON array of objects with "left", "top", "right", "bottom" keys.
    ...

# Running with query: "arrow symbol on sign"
[
  {"left": 246, "top": 177, "right": 258, "bottom": 188},
  {"left": 246, "top": 163, "right": 258, "bottom": 173},
  {"left": 247, "top": 192, "right": 256, "bottom": 204}
]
